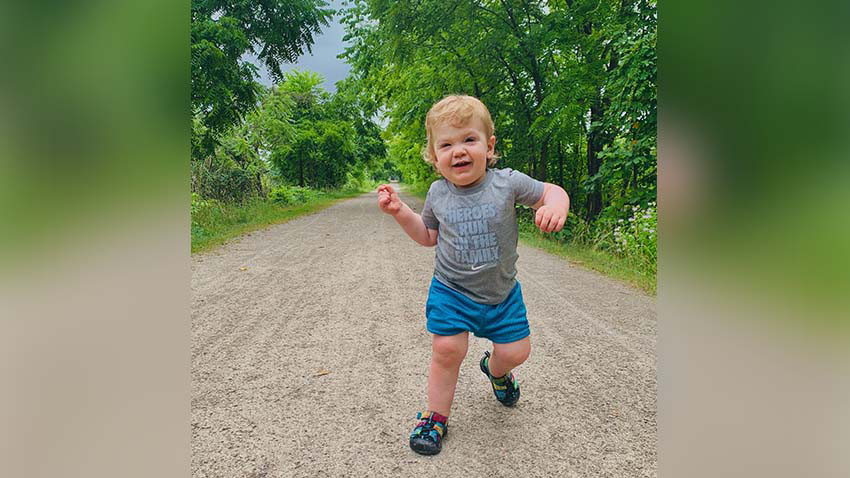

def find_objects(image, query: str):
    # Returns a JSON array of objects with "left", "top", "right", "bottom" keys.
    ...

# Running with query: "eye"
[
  {"left": 465, "top": 137, "right": 475, "bottom": 142},
  {"left": 439, "top": 143, "right": 450, "bottom": 148}
]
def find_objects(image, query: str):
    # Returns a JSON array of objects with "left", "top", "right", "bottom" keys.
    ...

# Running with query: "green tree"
[
  {"left": 331, "top": 77, "right": 388, "bottom": 177},
  {"left": 340, "top": 0, "right": 656, "bottom": 221},
  {"left": 191, "top": 0, "right": 333, "bottom": 160},
  {"left": 263, "top": 70, "right": 358, "bottom": 189},
  {"left": 191, "top": 118, "right": 266, "bottom": 201}
]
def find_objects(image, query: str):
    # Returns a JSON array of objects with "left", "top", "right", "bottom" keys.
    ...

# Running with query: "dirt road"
[{"left": 192, "top": 188, "right": 656, "bottom": 477}]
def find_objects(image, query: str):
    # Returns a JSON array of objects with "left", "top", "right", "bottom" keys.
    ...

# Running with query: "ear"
[{"left": 488, "top": 135, "right": 496, "bottom": 158}]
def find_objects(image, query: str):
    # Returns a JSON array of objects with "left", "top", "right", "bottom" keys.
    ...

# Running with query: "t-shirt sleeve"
[
  {"left": 508, "top": 169, "right": 545, "bottom": 206},
  {"left": 421, "top": 183, "right": 440, "bottom": 230}
]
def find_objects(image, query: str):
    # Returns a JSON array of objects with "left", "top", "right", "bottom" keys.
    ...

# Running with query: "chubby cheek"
[{"left": 436, "top": 157, "right": 453, "bottom": 175}]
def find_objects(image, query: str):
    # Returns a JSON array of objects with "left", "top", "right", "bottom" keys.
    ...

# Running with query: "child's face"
[{"left": 431, "top": 118, "right": 495, "bottom": 187}]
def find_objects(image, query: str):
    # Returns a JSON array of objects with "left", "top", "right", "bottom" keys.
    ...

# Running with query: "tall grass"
[{"left": 516, "top": 204, "right": 656, "bottom": 294}]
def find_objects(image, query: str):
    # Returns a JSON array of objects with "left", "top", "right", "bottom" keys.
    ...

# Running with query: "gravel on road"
[{"left": 191, "top": 188, "right": 657, "bottom": 477}]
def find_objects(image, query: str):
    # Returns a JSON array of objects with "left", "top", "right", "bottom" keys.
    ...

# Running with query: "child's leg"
[
  {"left": 427, "top": 332, "right": 469, "bottom": 416},
  {"left": 487, "top": 336, "right": 531, "bottom": 378}
]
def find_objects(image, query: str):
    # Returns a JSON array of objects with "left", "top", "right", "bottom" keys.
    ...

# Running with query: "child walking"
[{"left": 377, "top": 95, "right": 569, "bottom": 455}]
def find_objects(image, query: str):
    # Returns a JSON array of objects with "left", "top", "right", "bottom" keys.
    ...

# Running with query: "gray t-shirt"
[{"left": 421, "top": 168, "right": 545, "bottom": 304}]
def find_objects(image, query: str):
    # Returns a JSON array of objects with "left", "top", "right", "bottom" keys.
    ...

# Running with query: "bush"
[
  {"left": 514, "top": 200, "right": 656, "bottom": 293},
  {"left": 516, "top": 205, "right": 605, "bottom": 247},
  {"left": 191, "top": 192, "right": 221, "bottom": 242},
  {"left": 268, "top": 185, "right": 320, "bottom": 205},
  {"left": 191, "top": 158, "right": 264, "bottom": 203},
  {"left": 343, "top": 169, "right": 371, "bottom": 192},
  {"left": 612, "top": 201, "right": 657, "bottom": 276}
]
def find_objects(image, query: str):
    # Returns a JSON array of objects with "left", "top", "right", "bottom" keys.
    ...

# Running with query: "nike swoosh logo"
[{"left": 471, "top": 263, "right": 491, "bottom": 271}]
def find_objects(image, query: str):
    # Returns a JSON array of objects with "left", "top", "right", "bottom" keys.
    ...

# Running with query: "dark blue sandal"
[{"left": 480, "top": 351, "right": 521, "bottom": 406}]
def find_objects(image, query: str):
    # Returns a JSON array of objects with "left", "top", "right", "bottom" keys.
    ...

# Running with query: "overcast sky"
[{"left": 247, "top": 0, "right": 352, "bottom": 93}]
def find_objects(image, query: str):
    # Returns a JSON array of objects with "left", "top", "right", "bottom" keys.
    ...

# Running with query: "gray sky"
[{"left": 247, "top": 0, "right": 352, "bottom": 93}]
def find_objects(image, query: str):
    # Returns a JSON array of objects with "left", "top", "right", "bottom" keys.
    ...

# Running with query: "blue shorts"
[{"left": 425, "top": 277, "right": 530, "bottom": 344}]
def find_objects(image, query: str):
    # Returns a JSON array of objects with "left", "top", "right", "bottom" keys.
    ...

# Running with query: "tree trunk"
[
  {"left": 557, "top": 140, "right": 564, "bottom": 189},
  {"left": 573, "top": 133, "right": 581, "bottom": 199},
  {"left": 299, "top": 158, "right": 304, "bottom": 187},
  {"left": 539, "top": 138, "right": 548, "bottom": 182},
  {"left": 586, "top": 100, "right": 603, "bottom": 220}
]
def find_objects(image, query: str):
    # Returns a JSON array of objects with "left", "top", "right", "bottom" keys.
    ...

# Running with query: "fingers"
[
  {"left": 377, "top": 184, "right": 395, "bottom": 195},
  {"left": 553, "top": 213, "right": 566, "bottom": 232},
  {"left": 377, "top": 184, "right": 392, "bottom": 200},
  {"left": 377, "top": 184, "right": 401, "bottom": 215},
  {"left": 535, "top": 206, "right": 566, "bottom": 233},
  {"left": 535, "top": 207, "right": 552, "bottom": 231},
  {"left": 541, "top": 209, "right": 554, "bottom": 232},
  {"left": 377, "top": 191, "right": 396, "bottom": 204},
  {"left": 377, "top": 185, "right": 398, "bottom": 207}
]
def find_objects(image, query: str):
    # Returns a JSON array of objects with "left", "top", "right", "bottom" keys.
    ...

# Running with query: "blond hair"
[{"left": 422, "top": 95, "right": 499, "bottom": 168}]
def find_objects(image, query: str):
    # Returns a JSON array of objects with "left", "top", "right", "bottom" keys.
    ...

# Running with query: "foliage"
[
  {"left": 248, "top": 70, "right": 387, "bottom": 189},
  {"left": 333, "top": 76, "right": 388, "bottom": 169},
  {"left": 385, "top": 133, "right": 437, "bottom": 187},
  {"left": 191, "top": 68, "right": 388, "bottom": 199},
  {"left": 591, "top": 6, "right": 657, "bottom": 213},
  {"left": 340, "top": 0, "right": 656, "bottom": 220},
  {"left": 268, "top": 184, "right": 321, "bottom": 205},
  {"left": 269, "top": 71, "right": 351, "bottom": 188},
  {"left": 612, "top": 201, "right": 657, "bottom": 277},
  {"left": 518, "top": 225, "right": 656, "bottom": 295},
  {"left": 191, "top": 0, "right": 333, "bottom": 160},
  {"left": 517, "top": 205, "right": 603, "bottom": 248},
  {"left": 342, "top": 168, "right": 373, "bottom": 192},
  {"left": 191, "top": 116, "right": 267, "bottom": 201},
  {"left": 516, "top": 199, "right": 656, "bottom": 289},
  {"left": 369, "top": 160, "right": 402, "bottom": 182}
]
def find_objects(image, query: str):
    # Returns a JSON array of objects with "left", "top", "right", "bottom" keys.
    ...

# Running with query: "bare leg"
[
  {"left": 487, "top": 336, "right": 531, "bottom": 378},
  {"left": 426, "top": 332, "right": 469, "bottom": 417}
]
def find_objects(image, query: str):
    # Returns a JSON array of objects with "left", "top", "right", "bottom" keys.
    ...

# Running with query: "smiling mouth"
[{"left": 452, "top": 160, "right": 472, "bottom": 168}]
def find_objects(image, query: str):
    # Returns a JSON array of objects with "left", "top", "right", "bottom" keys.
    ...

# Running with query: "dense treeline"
[
  {"left": 191, "top": 0, "right": 332, "bottom": 161},
  {"left": 191, "top": 0, "right": 388, "bottom": 202},
  {"left": 191, "top": 71, "right": 389, "bottom": 201},
  {"left": 341, "top": 0, "right": 656, "bottom": 223},
  {"left": 190, "top": 0, "right": 655, "bottom": 284}
]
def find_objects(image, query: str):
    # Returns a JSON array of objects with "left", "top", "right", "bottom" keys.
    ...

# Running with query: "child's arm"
[
  {"left": 531, "top": 183, "right": 570, "bottom": 233},
  {"left": 377, "top": 184, "right": 438, "bottom": 246}
]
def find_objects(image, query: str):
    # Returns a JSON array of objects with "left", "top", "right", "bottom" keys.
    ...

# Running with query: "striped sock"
[{"left": 418, "top": 410, "right": 448, "bottom": 425}]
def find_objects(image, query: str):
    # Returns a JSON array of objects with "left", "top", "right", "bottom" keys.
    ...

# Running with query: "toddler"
[{"left": 377, "top": 95, "right": 569, "bottom": 455}]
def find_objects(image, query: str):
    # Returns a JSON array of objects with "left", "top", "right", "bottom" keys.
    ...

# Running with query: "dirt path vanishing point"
[{"left": 192, "top": 187, "right": 656, "bottom": 477}]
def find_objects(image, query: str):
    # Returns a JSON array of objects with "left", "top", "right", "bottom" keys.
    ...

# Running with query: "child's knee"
[
  {"left": 498, "top": 340, "right": 531, "bottom": 365},
  {"left": 431, "top": 335, "right": 468, "bottom": 366},
  {"left": 510, "top": 345, "right": 531, "bottom": 365},
  {"left": 516, "top": 342, "right": 531, "bottom": 364}
]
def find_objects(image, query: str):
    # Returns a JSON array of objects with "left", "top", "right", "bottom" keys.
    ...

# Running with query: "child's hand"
[
  {"left": 535, "top": 204, "right": 567, "bottom": 233},
  {"left": 377, "top": 184, "right": 403, "bottom": 216}
]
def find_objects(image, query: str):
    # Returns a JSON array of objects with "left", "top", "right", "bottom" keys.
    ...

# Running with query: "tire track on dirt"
[{"left": 192, "top": 211, "right": 326, "bottom": 362}]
